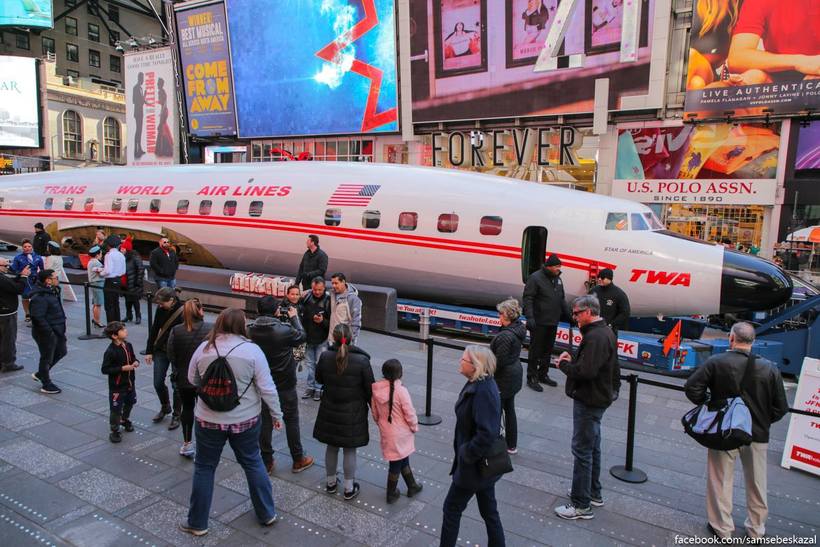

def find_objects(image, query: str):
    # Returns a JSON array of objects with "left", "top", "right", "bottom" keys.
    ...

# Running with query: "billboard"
[
  {"left": 225, "top": 0, "right": 398, "bottom": 138},
  {"left": 0, "top": 56, "right": 41, "bottom": 148},
  {"left": 0, "top": 0, "right": 52, "bottom": 29},
  {"left": 684, "top": 0, "right": 820, "bottom": 117},
  {"left": 795, "top": 121, "right": 820, "bottom": 172},
  {"left": 612, "top": 122, "right": 781, "bottom": 205},
  {"left": 175, "top": 1, "right": 237, "bottom": 137},
  {"left": 124, "top": 47, "right": 178, "bottom": 166},
  {"left": 410, "top": 0, "right": 655, "bottom": 123}
]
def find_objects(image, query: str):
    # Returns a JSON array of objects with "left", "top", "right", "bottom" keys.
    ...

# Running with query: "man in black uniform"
[
  {"left": 32, "top": 223, "right": 51, "bottom": 257},
  {"left": 295, "top": 235, "right": 329, "bottom": 291},
  {"left": 522, "top": 254, "right": 571, "bottom": 391},
  {"left": 589, "top": 269, "right": 630, "bottom": 335}
]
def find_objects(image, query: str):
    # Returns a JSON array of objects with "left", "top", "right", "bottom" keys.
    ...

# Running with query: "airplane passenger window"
[
  {"left": 177, "top": 200, "right": 189, "bottom": 214},
  {"left": 127, "top": 199, "right": 138, "bottom": 213},
  {"left": 249, "top": 201, "right": 263, "bottom": 217},
  {"left": 605, "top": 212, "right": 628, "bottom": 231},
  {"left": 44, "top": 198, "right": 54, "bottom": 210},
  {"left": 644, "top": 212, "right": 664, "bottom": 230},
  {"left": 631, "top": 213, "right": 649, "bottom": 231},
  {"left": 150, "top": 199, "right": 161, "bottom": 213},
  {"left": 0, "top": 197, "right": 3, "bottom": 208},
  {"left": 480, "top": 216, "right": 503, "bottom": 236},
  {"left": 199, "top": 200, "right": 212, "bottom": 215},
  {"left": 398, "top": 212, "right": 418, "bottom": 231},
  {"left": 223, "top": 200, "right": 237, "bottom": 216},
  {"left": 64, "top": 198, "right": 74, "bottom": 211},
  {"left": 84, "top": 198, "right": 94, "bottom": 212},
  {"left": 111, "top": 198, "right": 122, "bottom": 212},
  {"left": 362, "top": 210, "right": 380, "bottom": 229},
  {"left": 438, "top": 213, "right": 459, "bottom": 233},
  {"left": 324, "top": 208, "right": 341, "bottom": 227}
]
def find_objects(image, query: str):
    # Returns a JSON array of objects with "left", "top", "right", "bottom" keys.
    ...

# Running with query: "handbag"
[
  {"left": 681, "top": 353, "right": 755, "bottom": 451},
  {"left": 479, "top": 436, "right": 514, "bottom": 478}
]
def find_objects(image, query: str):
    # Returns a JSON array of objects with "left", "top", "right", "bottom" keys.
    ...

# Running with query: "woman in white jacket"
[{"left": 180, "top": 308, "right": 283, "bottom": 537}]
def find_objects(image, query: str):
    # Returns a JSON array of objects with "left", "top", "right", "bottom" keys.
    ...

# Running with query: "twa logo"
[{"left": 629, "top": 269, "right": 691, "bottom": 287}]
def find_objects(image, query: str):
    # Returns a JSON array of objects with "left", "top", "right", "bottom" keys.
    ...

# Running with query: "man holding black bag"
[{"left": 684, "top": 322, "right": 788, "bottom": 541}]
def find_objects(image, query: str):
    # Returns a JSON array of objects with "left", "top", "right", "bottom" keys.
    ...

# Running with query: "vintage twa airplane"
[{"left": 0, "top": 162, "right": 792, "bottom": 315}]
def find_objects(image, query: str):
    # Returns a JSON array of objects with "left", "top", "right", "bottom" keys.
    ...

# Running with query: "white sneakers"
[{"left": 179, "top": 441, "right": 195, "bottom": 458}]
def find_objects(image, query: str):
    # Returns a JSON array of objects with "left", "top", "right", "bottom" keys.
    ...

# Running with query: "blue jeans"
[
  {"left": 304, "top": 342, "right": 327, "bottom": 391},
  {"left": 156, "top": 278, "right": 176, "bottom": 289},
  {"left": 440, "top": 482, "right": 505, "bottom": 547},
  {"left": 188, "top": 420, "right": 275, "bottom": 530},
  {"left": 570, "top": 399, "right": 606, "bottom": 509}
]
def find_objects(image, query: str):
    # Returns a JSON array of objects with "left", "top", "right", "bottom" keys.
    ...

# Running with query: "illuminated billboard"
[
  {"left": 0, "top": 56, "right": 41, "bottom": 148},
  {"left": 0, "top": 0, "right": 53, "bottom": 29},
  {"left": 226, "top": 0, "right": 398, "bottom": 137},
  {"left": 684, "top": 0, "right": 820, "bottom": 117},
  {"left": 795, "top": 121, "right": 820, "bottom": 172},
  {"left": 409, "top": 0, "right": 655, "bottom": 123},
  {"left": 175, "top": 1, "right": 237, "bottom": 137}
]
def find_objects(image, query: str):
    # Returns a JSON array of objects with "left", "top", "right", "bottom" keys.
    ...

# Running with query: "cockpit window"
[
  {"left": 644, "top": 212, "right": 664, "bottom": 230},
  {"left": 631, "top": 213, "right": 649, "bottom": 231},
  {"left": 605, "top": 213, "right": 628, "bottom": 231}
]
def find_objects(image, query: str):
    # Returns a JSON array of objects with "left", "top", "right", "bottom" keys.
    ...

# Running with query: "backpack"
[
  {"left": 197, "top": 342, "right": 252, "bottom": 412},
  {"left": 681, "top": 353, "right": 755, "bottom": 451}
]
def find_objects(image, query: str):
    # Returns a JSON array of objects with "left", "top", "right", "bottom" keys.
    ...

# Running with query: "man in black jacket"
[
  {"left": 149, "top": 237, "right": 179, "bottom": 289},
  {"left": 32, "top": 223, "right": 51, "bottom": 257},
  {"left": 145, "top": 287, "right": 184, "bottom": 427},
  {"left": 295, "top": 235, "right": 329, "bottom": 291},
  {"left": 684, "top": 322, "right": 788, "bottom": 540},
  {"left": 248, "top": 296, "right": 314, "bottom": 474},
  {"left": 29, "top": 270, "right": 67, "bottom": 394},
  {"left": 123, "top": 249, "right": 144, "bottom": 324},
  {"left": 554, "top": 295, "right": 619, "bottom": 520},
  {"left": 589, "top": 268, "right": 630, "bottom": 334},
  {"left": 0, "top": 257, "right": 28, "bottom": 372},
  {"left": 522, "top": 254, "right": 571, "bottom": 391},
  {"left": 299, "top": 277, "right": 331, "bottom": 400}
]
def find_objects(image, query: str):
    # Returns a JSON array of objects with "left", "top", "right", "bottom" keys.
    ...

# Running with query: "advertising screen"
[
  {"left": 612, "top": 122, "right": 781, "bottom": 205},
  {"left": 684, "top": 0, "right": 820, "bottom": 117},
  {"left": 0, "top": 0, "right": 53, "bottom": 29},
  {"left": 124, "top": 47, "right": 178, "bottom": 166},
  {"left": 795, "top": 120, "right": 820, "bottom": 172},
  {"left": 0, "top": 56, "right": 41, "bottom": 148},
  {"left": 409, "top": 0, "right": 654, "bottom": 123},
  {"left": 226, "top": 0, "right": 398, "bottom": 138},
  {"left": 175, "top": 1, "right": 237, "bottom": 137}
]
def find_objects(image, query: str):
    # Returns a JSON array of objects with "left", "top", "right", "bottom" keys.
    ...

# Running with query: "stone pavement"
[{"left": 0, "top": 293, "right": 817, "bottom": 546}]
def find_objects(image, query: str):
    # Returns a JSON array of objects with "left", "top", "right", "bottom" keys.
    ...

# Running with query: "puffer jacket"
[
  {"left": 247, "top": 314, "right": 306, "bottom": 391},
  {"left": 490, "top": 320, "right": 526, "bottom": 398},
  {"left": 29, "top": 283, "right": 66, "bottom": 335},
  {"left": 313, "top": 345, "right": 375, "bottom": 448},
  {"left": 124, "top": 251, "right": 144, "bottom": 292},
  {"left": 167, "top": 320, "right": 213, "bottom": 390}
]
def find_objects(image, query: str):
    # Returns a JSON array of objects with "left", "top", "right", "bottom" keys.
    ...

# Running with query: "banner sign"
[
  {"left": 781, "top": 357, "right": 820, "bottom": 477},
  {"left": 684, "top": 0, "right": 820, "bottom": 117},
  {"left": 226, "top": 0, "right": 398, "bottom": 137},
  {"left": 0, "top": 56, "right": 41, "bottom": 148},
  {"left": 0, "top": 0, "right": 53, "bottom": 29},
  {"left": 795, "top": 120, "right": 820, "bottom": 172},
  {"left": 124, "top": 48, "right": 178, "bottom": 166},
  {"left": 613, "top": 122, "right": 780, "bottom": 205},
  {"left": 175, "top": 1, "right": 237, "bottom": 136}
]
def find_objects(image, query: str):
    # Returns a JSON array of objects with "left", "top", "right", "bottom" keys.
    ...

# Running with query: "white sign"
[
  {"left": 781, "top": 357, "right": 820, "bottom": 476},
  {"left": 0, "top": 56, "right": 40, "bottom": 148},
  {"left": 612, "top": 179, "right": 777, "bottom": 206},
  {"left": 125, "top": 47, "right": 178, "bottom": 166}
]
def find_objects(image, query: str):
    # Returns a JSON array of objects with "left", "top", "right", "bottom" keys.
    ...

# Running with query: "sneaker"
[
  {"left": 507, "top": 447, "right": 518, "bottom": 455},
  {"left": 152, "top": 408, "right": 170, "bottom": 423},
  {"left": 168, "top": 415, "right": 180, "bottom": 430},
  {"left": 109, "top": 430, "right": 122, "bottom": 443},
  {"left": 527, "top": 380, "right": 544, "bottom": 393},
  {"left": 301, "top": 389, "right": 315, "bottom": 399},
  {"left": 313, "top": 389, "right": 322, "bottom": 402},
  {"left": 554, "top": 503, "right": 594, "bottom": 520},
  {"left": 292, "top": 455, "right": 314, "bottom": 473},
  {"left": 178, "top": 521, "right": 208, "bottom": 537},
  {"left": 40, "top": 382, "right": 61, "bottom": 394},
  {"left": 263, "top": 514, "right": 280, "bottom": 526},
  {"left": 326, "top": 480, "right": 338, "bottom": 494},
  {"left": 265, "top": 459, "right": 275, "bottom": 475},
  {"left": 25, "top": 315, "right": 31, "bottom": 323},
  {"left": 179, "top": 441, "right": 195, "bottom": 458},
  {"left": 31, "top": 371, "right": 41, "bottom": 383},
  {"left": 343, "top": 482, "right": 361, "bottom": 500},
  {"left": 567, "top": 490, "right": 604, "bottom": 507},
  {"left": 122, "top": 420, "right": 135, "bottom": 432},
  {"left": 1, "top": 364, "right": 23, "bottom": 373}
]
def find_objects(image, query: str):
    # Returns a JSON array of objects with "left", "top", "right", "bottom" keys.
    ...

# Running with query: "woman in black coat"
[
  {"left": 313, "top": 323, "right": 374, "bottom": 501},
  {"left": 440, "top": 345, "right": 505, "bottom": 547},
  {"left": 123, "top": 249, "right": 144, "bottom": 324},
  {"left": 490, "top": 298, "right": 526, "bottom": 454}
]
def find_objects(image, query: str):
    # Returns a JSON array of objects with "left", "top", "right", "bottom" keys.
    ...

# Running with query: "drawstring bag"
[{"left": 197, "top": 342, "right": 252, "bottom": 411}]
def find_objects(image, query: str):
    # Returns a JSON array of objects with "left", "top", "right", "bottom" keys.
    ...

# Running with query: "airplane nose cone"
[{"left": 720, "top": 250, "right": 792, "bottom": 313}]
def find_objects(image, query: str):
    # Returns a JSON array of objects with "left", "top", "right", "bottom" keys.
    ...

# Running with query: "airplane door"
[{"left": 521, "top": 226, "right": 548, "bottom": 282}]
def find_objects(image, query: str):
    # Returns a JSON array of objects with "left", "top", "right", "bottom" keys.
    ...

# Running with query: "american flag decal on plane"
[{"left": 326, "top": 184, "right": 381, "bottom": 207}]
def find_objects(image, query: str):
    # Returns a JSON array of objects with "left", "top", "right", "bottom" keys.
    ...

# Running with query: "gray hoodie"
[{"left": 328, "top": 284, "right": 362, "bottom": 344}]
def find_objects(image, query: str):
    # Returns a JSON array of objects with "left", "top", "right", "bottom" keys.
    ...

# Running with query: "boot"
[
  {"left": 386, "top": 473, "right": 400, "bottom": 504},
  {"left": 134, "top": 315, "right": 142, "bottom": 325},
  {"left": 401, "top": 466, "right": 423, "bottom": 497},
  {"left": 152, "top": 406, "right": 171, "bottom": 423}
]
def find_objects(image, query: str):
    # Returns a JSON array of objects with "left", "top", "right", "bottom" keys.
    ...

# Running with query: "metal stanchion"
[
  {"left": 77, "top": 282, "right": 104, "bottom": 340},
  {"left": 418, "top": 338, "right": 442, "bottom": 426},
  {"left": 418, "top": 308, "right": 430, "bottom": 351},
  {"left": 610, "top": 374, "right": 648, "bottom": 483}
]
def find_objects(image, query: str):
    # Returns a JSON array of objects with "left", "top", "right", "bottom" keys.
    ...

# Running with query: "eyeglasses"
[
  {"left": 571, "top": 308, "right": 588, "bottom": 317},
  {"left": 460, "top": 357, "right": 472, "bottom": 364}
]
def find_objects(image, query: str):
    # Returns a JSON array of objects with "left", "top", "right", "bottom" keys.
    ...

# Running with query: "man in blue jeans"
[
  {"left": 554, "top": 294, "right": 620, "bottom": 520},
  {"left": 299, "top": 277, "right": 330, "bottom": 401},
  {"left": 149, "top": 237, "right": 179, "bottom": 289}
]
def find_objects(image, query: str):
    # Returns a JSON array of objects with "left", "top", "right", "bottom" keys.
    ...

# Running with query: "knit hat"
[
  {"left": 545, "top": 254, "right": 562, "bottom": 267},
  {"left": 88, "top": 245, "right": 101, "bottom": 255},
  {"left": 34, "top": 222, "right": 44, "bottom": 229},
  {"left": 597, "top": 268, "right": 614, "bottom": 280}
]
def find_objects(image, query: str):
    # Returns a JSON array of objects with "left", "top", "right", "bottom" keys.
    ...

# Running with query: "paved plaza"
[{"left": 0, "top": 293, "right": 817, "bottom": 546}]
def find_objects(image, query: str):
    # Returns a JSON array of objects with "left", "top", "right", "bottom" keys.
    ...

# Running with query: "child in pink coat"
[{"left": 371, "top": 359, "right": 424, "bottom": 503}]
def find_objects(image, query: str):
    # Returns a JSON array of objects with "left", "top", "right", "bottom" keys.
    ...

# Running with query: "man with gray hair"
[
  {"left": 684, "top": 322, "right": 788, "bottom": 540},
  {"left": 553, "top": 294, "right": 620, "bottom": 520}
]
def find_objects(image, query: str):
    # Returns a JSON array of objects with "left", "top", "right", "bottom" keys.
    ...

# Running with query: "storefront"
[{"left": 248, "top": 134, "right": 409, "bottom": 163}]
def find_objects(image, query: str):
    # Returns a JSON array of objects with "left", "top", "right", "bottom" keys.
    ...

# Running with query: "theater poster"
[
  {"left": 410, "top": 0, "right": 654, "bottom": 123},
  {"left": 124, "top": 48, "right": 178, "bottom": 166},
  {"left": 226, "top": 0, "right": 398, "bottom": 137},
  {"left": 612, "top": 122, "right": 781, "bottom": 205},
  {"left": 175, "top": 0, "right": 237, "bottom": 137},
  {"left": 684, "top": 0, "right": 820, "bottom": 117}
]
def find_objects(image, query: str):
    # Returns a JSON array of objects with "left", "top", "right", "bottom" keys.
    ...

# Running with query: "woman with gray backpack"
[{"left": 180, "top": 308, "right": 283, "bottom": 537}]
